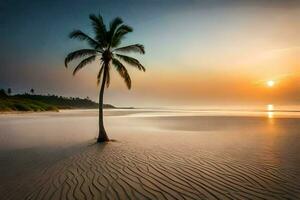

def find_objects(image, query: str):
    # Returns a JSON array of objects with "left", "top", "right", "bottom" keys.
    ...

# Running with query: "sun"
[{"left": 267, "top": 80, "right": 275, "bottom": 87}]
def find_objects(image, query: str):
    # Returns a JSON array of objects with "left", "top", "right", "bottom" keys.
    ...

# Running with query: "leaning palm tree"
[{"left": 65, "top": 14, "right": 146, "bottom": 143}]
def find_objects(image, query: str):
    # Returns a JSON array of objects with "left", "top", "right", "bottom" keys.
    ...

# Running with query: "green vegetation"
[
  {"left": 0, "top": 89, "right": 114, "bottom": 112},
  {"left": 0, "top": 97, "right": 58, "bottom": 112}
]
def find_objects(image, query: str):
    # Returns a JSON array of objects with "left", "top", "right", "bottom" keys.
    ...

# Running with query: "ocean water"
[{"left": 0, "top": 105, "right": 300, "bottom": 150}]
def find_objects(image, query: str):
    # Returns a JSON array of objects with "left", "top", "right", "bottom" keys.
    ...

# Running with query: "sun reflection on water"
[{"left": 267, "top": 104, "right": 274, "bottom": 119}]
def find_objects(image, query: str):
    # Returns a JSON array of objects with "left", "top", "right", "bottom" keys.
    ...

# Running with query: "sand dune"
[{"left": 1, "top": 109, "right": 300, "bottom": 199}]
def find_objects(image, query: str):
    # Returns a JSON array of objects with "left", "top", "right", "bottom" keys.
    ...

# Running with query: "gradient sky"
[{"left": 1, "top": 0, "right": 299, "bottom": 106}]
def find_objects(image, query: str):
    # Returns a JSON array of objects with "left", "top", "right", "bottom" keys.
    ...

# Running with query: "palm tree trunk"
[{"left": 97, "top": 63, "right": 109, "bottom": 143}]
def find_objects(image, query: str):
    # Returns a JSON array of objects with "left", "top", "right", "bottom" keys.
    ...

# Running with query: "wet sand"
[{"left": 0, "top": 109, "right": 300, "bottom": 199}]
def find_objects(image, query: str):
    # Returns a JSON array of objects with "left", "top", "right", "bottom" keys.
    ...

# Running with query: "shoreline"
[{"left": 0, "top": 107, "right": 134, "bottom": 115}]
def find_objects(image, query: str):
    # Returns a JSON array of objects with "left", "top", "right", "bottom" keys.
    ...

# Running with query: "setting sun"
[{"left": 267, "top": 80, "right": 275, "bottom": 87}]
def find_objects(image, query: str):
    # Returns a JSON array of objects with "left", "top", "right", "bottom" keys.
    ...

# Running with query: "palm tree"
[{"left": 65, "top": 14, "right": 146, "bottom": 143}]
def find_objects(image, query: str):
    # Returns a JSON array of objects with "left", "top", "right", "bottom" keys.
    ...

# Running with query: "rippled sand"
[{"left": 0, "top": 109, "right": 300, "bottom": 199}]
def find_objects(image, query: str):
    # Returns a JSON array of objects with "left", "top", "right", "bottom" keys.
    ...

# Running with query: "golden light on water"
[
  {"left": 267, "top": 80, "right": 275, "bottom": 87},
  {"left": 268, "top": 112, "right": 274, "bottom": 119},
  {"left": 267, "top": 104, "right": 274, "bottom": 119}
]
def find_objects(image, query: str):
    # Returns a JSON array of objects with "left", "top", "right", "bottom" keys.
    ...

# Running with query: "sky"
[{"left": 0, "top": 0, "right": 300, "bottom": 107}]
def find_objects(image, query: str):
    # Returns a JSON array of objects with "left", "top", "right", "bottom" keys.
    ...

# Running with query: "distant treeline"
[{"left": 0, "top": 89, "right": 115, "bottom": 112}]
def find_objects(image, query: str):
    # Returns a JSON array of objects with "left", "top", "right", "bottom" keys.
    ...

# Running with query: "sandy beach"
[{"left": 1, "top": 109, "right": 300, "bottom": 199}]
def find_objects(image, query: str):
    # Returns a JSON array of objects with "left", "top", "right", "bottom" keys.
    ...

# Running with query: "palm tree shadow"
[
  {"left": 85, "top": 138, "right": 119, "bottom": 154},
  {"left": 88, "top": 138, "right": 119, "bottom": 146}
]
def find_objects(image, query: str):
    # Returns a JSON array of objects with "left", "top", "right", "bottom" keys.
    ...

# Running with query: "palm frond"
[
  {"left": 97, "top": 64, "right": 110, "bottom": 87},
  {"left": 65, "top": 49, "right": 97, "bottom": 67},
  {"left": 109, "top": 17, "right": 123, "bottom": 34},
  {"left": 69, "top": 30, "right": 101, "bottom": 49},
  {"left": 114, "top": 44, "right": 144, "bottom": 54},
  {"left": 112, "top": 58, "right": 131, "bottom": 89},
  {"left": 73, "top": 55, "right": 96, "bottom": 75},
  {"left": 89, "top": 14, "right": 107, "bottom": 47},
  {"left": 66, "top": 13, "right": 146, "bottom": 91},
  {"left": 107, "top": 17, "right": 123, "bottom": 47},
  {"left": 116, "top": 54, "right": 146, "bottom": 71},
  {"left": 111, "top": 25, "right": 133, "bottom": 47}
]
